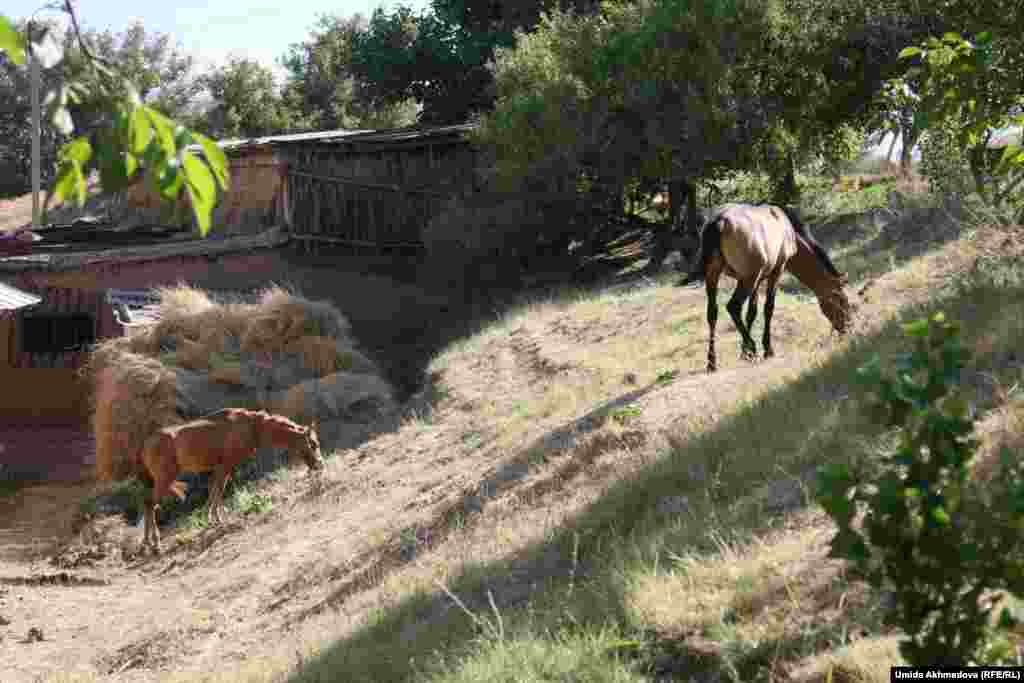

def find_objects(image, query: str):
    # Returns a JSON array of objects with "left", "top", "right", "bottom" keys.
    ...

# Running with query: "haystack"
[
  {"left": 88, "top": 282, "right": 395, "bottom": 478},
  {"left": 283, "top": 336, "right": 381, "bottom": 376},
  {"left": 89, "top": 348, "right": 179, "bottom": 482},
  {"left": 275, "top": 372, "right": 397, "bottom": 424}
]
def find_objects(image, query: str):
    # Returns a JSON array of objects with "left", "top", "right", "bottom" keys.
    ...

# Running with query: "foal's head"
[
  {"left": 289, "top": 420, "right": 325, "bottom": 473},
  {"left": 259, "top": 413, "right": 325, "bottom": 472}
]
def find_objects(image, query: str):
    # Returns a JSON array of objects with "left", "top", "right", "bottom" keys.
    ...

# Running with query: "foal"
[
  {"left": 137, "top": 408, "right": 324, "bottom": 554},
  {"left": 683, "top": 203, "right": 851, "bottom": 372}
]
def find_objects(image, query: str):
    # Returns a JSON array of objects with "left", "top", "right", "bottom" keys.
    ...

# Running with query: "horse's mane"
[
  {"left": 201, "top": 408, "right": 311, "bottom": 435},
  {"left": 773, "top": 205, "right": 842, "bottom": 278}
]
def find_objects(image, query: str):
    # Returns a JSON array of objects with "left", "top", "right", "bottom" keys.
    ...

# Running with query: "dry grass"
[
  {"left": 89, "top": 350, "right": 180, "bottom": 482},
  {"left": 16, "top": 201, "right": 1024, "bottom": 682},
  {"left": 83, "top": 281, "right": 396, "bottom": 492}
]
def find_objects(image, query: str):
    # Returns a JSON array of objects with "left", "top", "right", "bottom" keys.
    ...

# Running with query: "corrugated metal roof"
[
  {"left": 270, "top": 122, "right": 478, "bottom": 147},
  {"left": 0, "top": 281, "right": 42, "bottom": 313},
  {"left": 185, "top": 123, "right": 477, "bottom": 156},
  {"left": 186, "top": 128, "right": 374, "bottom": 155}
]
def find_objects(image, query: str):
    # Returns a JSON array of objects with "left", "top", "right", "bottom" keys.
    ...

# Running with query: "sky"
[{"left": 7, "top": 0, "right": 431, "bottom": 84}]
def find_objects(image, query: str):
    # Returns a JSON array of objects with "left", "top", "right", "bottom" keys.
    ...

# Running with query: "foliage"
[
  {"left": 918, "top": 116, "right": 977, "bottom": 198},
  {"left": 818, "top": 312, "right": 1024, "bottom": 666},
  {"left": 349, "top": 0, "right": 595, "bottom": 125},
  {"left": 0, "top": 6, "right": 228, "bottom": 235},
  {"left": 280, "top": 13, "right": 418, "bottom": 131},
  {"left": 0, "top": 19, "right": 69, "bottom": 193},
  {"left": 61, "top": 19, "right": 203, "bottom": 133},
  {"left": 899, "top": 28, "right": 1024, "bottom": 211},
  {"left": 199, "top": 56, "right": 292, "bottom": 138},
  {"left": 0, "top": 15, "right": 26, "bottom": 65},
  {"left": 350, "top": 5, "right": 499, "bottom": 125}
]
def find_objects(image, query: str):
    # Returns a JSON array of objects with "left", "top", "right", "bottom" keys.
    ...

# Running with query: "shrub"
[{"left": 818, "top": 312, "right": 1024, "bottom": 666}]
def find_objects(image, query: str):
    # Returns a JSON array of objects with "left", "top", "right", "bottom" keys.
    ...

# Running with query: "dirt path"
[{"left": 0, "top": 286, "right": 806, "bottom": 682}]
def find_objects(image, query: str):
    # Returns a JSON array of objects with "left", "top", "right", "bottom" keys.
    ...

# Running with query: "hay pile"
[{"left": 87, "top": 283, "right": 396, "bottom": 482}]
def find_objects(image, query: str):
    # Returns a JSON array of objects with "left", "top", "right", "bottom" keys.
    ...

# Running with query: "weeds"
[{"left": 818, "top": 312, "right": 1024, "bottom": 666}]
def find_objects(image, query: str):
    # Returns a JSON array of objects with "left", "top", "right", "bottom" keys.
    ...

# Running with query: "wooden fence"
[{"left": 278, "top": 125, "right": 479, "bottom": 253}]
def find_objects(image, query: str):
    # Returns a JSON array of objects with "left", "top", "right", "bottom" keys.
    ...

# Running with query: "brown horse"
[
  {"left": 681, "top": 203, "right": 851, "bottom": 373},
  {"left": 137, "top": 408, "right": 325, "bottom": 554}
]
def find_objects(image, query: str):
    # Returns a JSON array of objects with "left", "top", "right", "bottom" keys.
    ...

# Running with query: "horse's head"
[{"left": 819, "top": 277, "right": 853, "bottom": 335}]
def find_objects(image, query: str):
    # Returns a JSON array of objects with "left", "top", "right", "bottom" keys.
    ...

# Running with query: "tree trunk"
[
  {"left": 774, "top": 154, "right": 799, "bottom": 205},
  {"left": 900, "top": 128, "right": 921, "bottom": 178},
  {"left": 647, "top": 178, "right": 695, "bottom": 273},
  {"left": 886, "top": 131, "right": 899, "bottom": 164}
]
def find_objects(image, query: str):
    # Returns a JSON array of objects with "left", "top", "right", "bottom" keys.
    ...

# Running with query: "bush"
[
  {"left": 919, "top": 120, "right": 976, "bottom": 200},
  {"left": 818, "top": 312, "right": 1024, "bottom": 666}
]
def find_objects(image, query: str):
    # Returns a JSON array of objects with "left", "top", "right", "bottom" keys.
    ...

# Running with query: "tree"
[
  {"left": 200, "top": 56, "right": 291, "bottom": 138},
  {"left": 906, "top": 29, "right": 1024, "bottom": 210},
  {"left": 280, "top": 13, "right": 417, "bottom": 131},
  {"left": 0, "top": 3, "right": 228, "bottom": 236},
  {"left": 0, "top": 18, "right": 69, "bottom": 193},
  {"left": 61, "top": 19, "right": 203, "bottom": 136},
  {"left": 350, "top": 0, "right": 596, "bottom": 125}
]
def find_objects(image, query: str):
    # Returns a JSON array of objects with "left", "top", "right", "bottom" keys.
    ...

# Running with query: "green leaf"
[
  {"left": 181, "top": 149, "right": 216, "bottom": 237},
  {"left": 143, "top": 106, "right": 176, "bottom": 156},
  {"left": 129, "top": 107, "right": 153, "bottom": 156},
  {"left": 156, "top": 158, "right": 183, "bottom": 200},
  {"left": 996, "top": 143, "right": 1023, "bottom": 174},
  {"left": 52, "top": 161, "right": 86, "bottom": 207},
  {"left": 60, "top": 136, "right": 92, "bottom": 165},
  {"left": 193, "top": 132, "right": 229, "bottom": 191},
  {"left": 173, "top": 125, "right": 193, "bottom": 150},
  {"left": 899, "top": 46, "right": 923, "bottom": 60},
  {"left": 903, "top": 318, "right": 930, "bottom": 338},
  {"left": 0, "top": 15, "right": 26, "bottom": 65},
  {"left": 929, "top": 505, "right": 951, "bottom": 527}
]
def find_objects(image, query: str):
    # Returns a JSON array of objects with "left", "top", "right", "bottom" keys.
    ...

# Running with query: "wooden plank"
[
  {"left": 289, "top": 234, "right": 424, "bottom": 249},
  {"left": 287, "top": 170, "right": 453, "bottom": 197}
]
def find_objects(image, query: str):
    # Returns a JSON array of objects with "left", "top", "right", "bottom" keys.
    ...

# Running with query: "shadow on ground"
[{"left": 283, "top": 265, "right": 1024, "bottom": 683}]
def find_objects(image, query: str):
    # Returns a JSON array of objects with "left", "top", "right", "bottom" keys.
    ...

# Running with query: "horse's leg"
[
  {"left": 762, "top": 272, "right": 782, "bottom": 359},
  {"left": 216, "top": 469, "right": 232, "bottom": 525},
  {"left": 207, "top": 465, "right": 227, "bottom": 526},
  {"left": 744, "top": 278, "right": 761, "bottom": 358},
  {"left": 705, "top": 274, "right": 720, "bottom": 373},
  {"left": 142, "top": 490, "right": 154, "bottom": 553},
  {"left": 726, "top": 280, "right": 757, "bottom": 362}
]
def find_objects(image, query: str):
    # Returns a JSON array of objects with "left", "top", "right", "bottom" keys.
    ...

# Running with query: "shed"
[
  {"left": 0, "top": 226, "right": 288, "bottom": 421},
  {"left": 273, "top": 123, "right": 479, "bottom": 252},
  {"left": 125, "top": 129, "right": 371, "bottom": 235}
]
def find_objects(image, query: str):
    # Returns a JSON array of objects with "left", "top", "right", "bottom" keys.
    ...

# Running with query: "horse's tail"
[
  {"left": 679, "top": 214, "right": 722, "bottom": 284},
  {"left": 778, "top": 205, "right": 842, "bottom": 278}
]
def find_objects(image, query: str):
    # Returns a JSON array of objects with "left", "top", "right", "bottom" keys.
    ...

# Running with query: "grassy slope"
[
  {"left": 35, "top": 179, "right": 1024, "bottom": 683},
  {"left": 280, "top": 223, "right": 1023, "bottom": 683},
  {"left": 279, "top": 196, "right": 1023, "bottom": 683}
]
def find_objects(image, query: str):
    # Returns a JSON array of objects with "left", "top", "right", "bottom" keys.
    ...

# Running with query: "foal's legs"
[
  {"left": 143, "top": 491, "right": 158, "bottom": 553},
  {"left": 207, "top": 464, "right": 230, "bottom": 525},
  {"left": 725, "top": 279, "right": 758, "bottom": 361}
]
